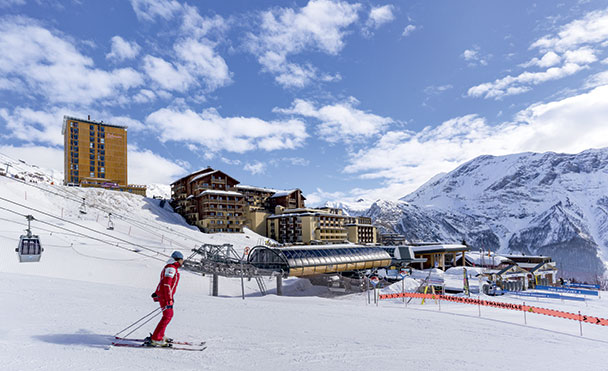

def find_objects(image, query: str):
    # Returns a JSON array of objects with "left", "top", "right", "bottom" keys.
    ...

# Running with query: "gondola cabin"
[{"left": 16, "top": 235, "right": 43, "bottom": 262}]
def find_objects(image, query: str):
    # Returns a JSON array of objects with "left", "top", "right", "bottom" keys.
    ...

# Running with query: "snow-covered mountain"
[{"left": 363, "top": 148, "right": 608, "bottom": 282}]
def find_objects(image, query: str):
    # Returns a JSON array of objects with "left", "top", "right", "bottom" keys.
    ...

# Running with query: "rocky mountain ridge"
[{"left": 359, "top": 148, "right": 608, "bottom": 281}]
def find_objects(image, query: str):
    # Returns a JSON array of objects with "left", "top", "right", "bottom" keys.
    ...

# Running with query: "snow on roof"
[
  {"left": 270, "top": 190, "right": 298, "bottom": 198},
  {"left": 197, "top": 190, "right": 243, "bottom": 197},
  {"left": 410, "top": 244, "right": 470, "bottom": 253},
  {"left": 189, "top": 170, "right": 219, "bottom": 183},
  {"left": 236, "top": 184, "right": 280, "bottom": 193}
]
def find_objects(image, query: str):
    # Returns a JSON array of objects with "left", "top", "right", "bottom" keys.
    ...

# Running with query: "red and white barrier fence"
[{"left": 379, "top": 292, "right": 608, "bottom": 327}]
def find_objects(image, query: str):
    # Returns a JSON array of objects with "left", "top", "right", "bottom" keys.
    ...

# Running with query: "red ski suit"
[{"left": 151, "top": 260, "right": 181, "bottom": 341}]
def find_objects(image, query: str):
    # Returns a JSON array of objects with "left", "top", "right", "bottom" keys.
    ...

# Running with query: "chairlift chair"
[
  {"left": 107, "top": 212, "right": 114, "bottom": 230},
  {"left": 79, "top": 198, "right": 87, "bottom": 215},
  {"left": 15, "top": 215, "right": 43, "bottom": 263}
]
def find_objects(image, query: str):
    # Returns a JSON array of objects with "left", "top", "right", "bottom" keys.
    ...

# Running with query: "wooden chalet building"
[{"left": 170, "top": 167, "right": 245, "bottom": 233}]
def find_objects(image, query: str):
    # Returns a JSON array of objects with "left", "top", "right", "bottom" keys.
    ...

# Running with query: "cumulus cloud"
[
  {"left": 344, "top": 84, "right": 608, "bottom": 201},
  {"left": 243, "top": 161, "right": 266, "bottom": 175},
  {"left": 402, "top": 24, "right": 416, "bottom": 37},
  {"left": 246, "top": 0, "right": 360, "bottom": 88},
  {"left": 469, "top": 9, "right": 608, "bottom": 99},
  {"left": 274, "top": 97, "right": 393, "bottom": 143},
  {"left": 0, "top": 106, "right": 146, "bottom": 146},
  {"left": 145, "top": 107, "right": 308, "bottom": 153},
  {"left": 462, "top": 46, "right": 489, "bottom": 66},
  {"left": 366, "top": 4, "right": 395, "bottom": 29},
  {"left": 106, "top": 36, "right": 140, "bottom": 61},
  {"left": 141, "top": 7, "right": 231, "bottom": 94},
  {"left": 127, "top": 145, "right": 188, "bottom": 185},
  {"left": 130, "top": 0, "right": 182, "bottom": 22},
  {"left": 0, "top": 18, "right": 143, "bottom": 105}
]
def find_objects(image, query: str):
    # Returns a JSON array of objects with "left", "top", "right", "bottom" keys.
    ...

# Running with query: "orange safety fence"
[{"left": 379, "top": 292, "right": 608, "bottom": 327}]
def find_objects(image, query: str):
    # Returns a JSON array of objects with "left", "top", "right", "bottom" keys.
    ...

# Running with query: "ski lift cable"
[
  {"left": 0, "top": 203, "right": 166, "bottom": 263},
  {"left": 0, "top": 196, "right": 170, "bottom": 261},
  {"left": 1, "top": 174, "right": 202, "bottom": 248}
]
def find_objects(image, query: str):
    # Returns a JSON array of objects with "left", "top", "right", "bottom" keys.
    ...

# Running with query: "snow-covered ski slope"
[{"left": 1, "top": 161, "right": 608, "bottom": 370}]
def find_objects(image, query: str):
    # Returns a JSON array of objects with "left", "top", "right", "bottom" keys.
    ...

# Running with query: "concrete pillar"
[
  {"left": 276, "top": 275, "right": 283, "bottom": 296},
  {"left": 212, "top": 273, "right": 219, "bottom": 296}
]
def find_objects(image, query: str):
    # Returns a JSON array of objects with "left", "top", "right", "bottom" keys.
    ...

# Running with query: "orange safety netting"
[{"left": 378, "top": 292, "right": 608, "bottom": 326}]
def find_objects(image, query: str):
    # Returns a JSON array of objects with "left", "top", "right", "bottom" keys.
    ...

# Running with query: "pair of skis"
[{"left": 112, "top": 337, "right": 207, "bottom": 352}]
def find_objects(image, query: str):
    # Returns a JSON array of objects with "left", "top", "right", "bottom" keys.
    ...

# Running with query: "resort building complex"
[{"left": 171, "top": 168, "right": 377, "bottom": 244}]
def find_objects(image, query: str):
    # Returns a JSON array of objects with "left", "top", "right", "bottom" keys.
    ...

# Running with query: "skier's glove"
[{"left": 165, "top": 305, "right": 173, "bottom": 309}]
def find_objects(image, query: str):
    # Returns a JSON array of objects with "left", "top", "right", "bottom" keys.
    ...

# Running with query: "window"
[
  {"left": 100, "top": 167, "right": 105, "bottom": 172},
  {"left": 100, "top": 139, "right": 104, "bottom": 144},
  {"left": 99, "top": 173, "right": 105, "bottom": 178},
  {"left": 90, "top": 125, "right": 94, "bottom": 130},
  {"left": 90, "top": 172, "right": 94, "bottom": 177},
  {"left": 90, "top": 155, "right": 94, "bottom": 160},
  {"left": 100, "top": 126, "right": 104, "bottom": 132},
  {"left": 90, "top": 166, "right": 94, "bottom": 172},
  {"left": 90, "top": 160, "right": 94, "bottom": 166}
]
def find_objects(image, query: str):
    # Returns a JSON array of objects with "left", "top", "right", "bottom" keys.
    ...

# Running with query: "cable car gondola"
[
  {"left": 79, "top": 198, "right": 87, "bottom": 215},
  {"left": 15, "top": 215, "right": 43, "bottom": 263}
]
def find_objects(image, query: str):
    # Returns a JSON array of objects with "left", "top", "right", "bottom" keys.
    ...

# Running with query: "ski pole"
[
  {"left": 120, "top": 308, "right": 167, "bottom": 340},
  {"left": 114, "top": 306, "right": 163, "bottom": 338}
]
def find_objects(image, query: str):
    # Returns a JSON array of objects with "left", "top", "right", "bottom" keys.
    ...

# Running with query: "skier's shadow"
[{"left": 34, "top": 330, "right": 112, "bottom": 349}]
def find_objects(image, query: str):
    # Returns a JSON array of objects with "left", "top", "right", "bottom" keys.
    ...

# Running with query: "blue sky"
[{"left": 1, "top": 0, "right": 608, "bottom": 206}]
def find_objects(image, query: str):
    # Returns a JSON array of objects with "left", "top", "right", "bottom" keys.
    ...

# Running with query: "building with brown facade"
[
  {"left": 170, "top": 168, "right": 246, "bottom": 233},
  {"left": 62, "top": 115, "right": 146, "bottom": 196}
]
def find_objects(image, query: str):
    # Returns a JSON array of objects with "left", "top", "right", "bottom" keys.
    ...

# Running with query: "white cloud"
[
  {"left": 402, "top": 24, "right": 416, "bottom": 37},
  {"left": 106, "top": 36, "right": 140, "bottom": 61},
  {"left": 145, "top": 107, "right": 308, "bottom": 153},
  {"left": 133, "top": 89, "right": 157, "bottom": 103},
  {"left": 130, "top": 0, "right": 182, "bottom": 22},
  {"left": 0, "top": 106, "right": 146, "bottom": 146},
  {"left": 462, "top": 46, "right": 488, "bottom": 66},
  {"left": 142, "top": 55, "right": 194, "bottom": 92},
  {"left": 469, "top": 9, "right": 608, "bottom": 99},
  {"left": 0, "top": 144, "right": 63, "bottom": 175},
  {"left": 275, "top": 97, "right": 393, "bottom": 143},
  {"left": 367, "top": 5, "right": 395, "bottom": 29},
  {"left": 0, "top": 106, "right": 68, "bottom": 146},
  {"left": 585, "top": 70, "right": 608, "bottom": 88},
  {"left": 468, "top": 62, "right": 585, "bottom": 99},
  {"left": 220, "top": 157, "right": 241, "bottom": 166},
  {"left": 0, "top": 18, "right": 143, "bottom": 105},
  {"left": 141, "top": 7, "right": 231, "bottom": 94},
  {"left": 243, "top": 161, "right": 266, "bottom": 175},
  {"left": 530, "top": 8, "right": 608, "bottom": 52},
  {"left": 344, "top": 84, "right": 608, "bottom": 201},
  {"left": 520, "top": 51, "right": 561, "bottom": 68},
  {"left": 173, "top": 38, "right": 231, "bottom": 90},
  {"left": 602, "top": 57, "right": 608, "bottom": 64},
  {"left": 127, "top": 146, "right": 187, "bottom": 185},
  {"left": 107, "top": 115, "right": 146, "bottom": 131},
  {"left": 246, "top": 0, "right": 360, "bottom": 88}
]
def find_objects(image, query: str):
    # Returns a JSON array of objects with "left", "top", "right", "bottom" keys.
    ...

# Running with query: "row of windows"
[{"left": 208, "top": 220, "right": 240, "bottom": 225}]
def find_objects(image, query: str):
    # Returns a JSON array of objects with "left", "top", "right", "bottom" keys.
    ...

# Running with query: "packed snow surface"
[{"left": 1, "top": 158, "right": 608, "bottom": 370}]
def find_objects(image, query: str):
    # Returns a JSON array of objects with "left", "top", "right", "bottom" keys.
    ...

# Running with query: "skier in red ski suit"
[{"left": 150, "top": 251, "right": 183, "bottom": 344}]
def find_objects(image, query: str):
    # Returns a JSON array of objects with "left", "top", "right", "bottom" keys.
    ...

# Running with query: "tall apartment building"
[
  {"left": 171, "top": 168, "right": 246, "bottom": 233},
  {"left": 62, "top": 115, "right": 145, "bottom": 196}
]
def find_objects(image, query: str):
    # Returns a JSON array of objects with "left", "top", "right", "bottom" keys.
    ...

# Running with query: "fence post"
[
  {"left": 478, "top": 296, "right": 481, "bottom": 317},
  {"left": 523, "top": 302, "right": 527, "bottom": 325},
  {"left": 578, "top": 311, "right": 583, "bottom": 336}
]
